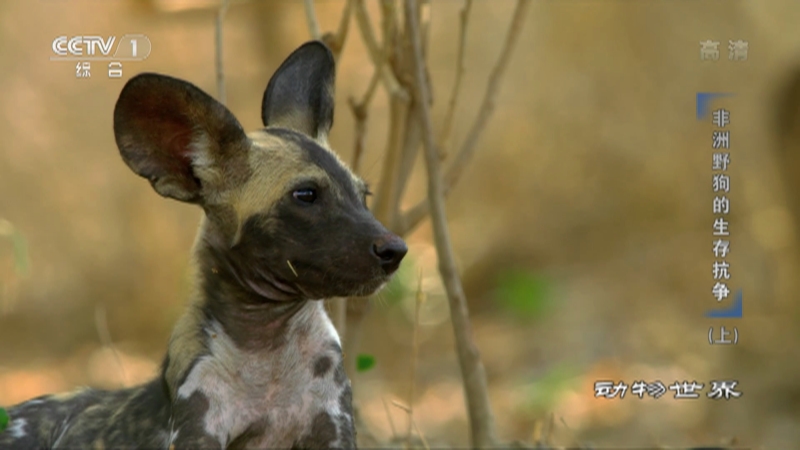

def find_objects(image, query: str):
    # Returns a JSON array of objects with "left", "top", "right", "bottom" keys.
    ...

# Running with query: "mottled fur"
[{"left": 0, "top": 41, "right": 406, "bottom": 450}]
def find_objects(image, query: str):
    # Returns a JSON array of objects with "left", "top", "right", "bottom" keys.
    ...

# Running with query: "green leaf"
[
  {"left": 495, "top": 269, "right": 552, "bottom": 320},
  {"left": 356, "top": 354, "right": 376, "bottom": 372},
  {"left": 0, "top": 407, "right": 9, "bottom": 433}
]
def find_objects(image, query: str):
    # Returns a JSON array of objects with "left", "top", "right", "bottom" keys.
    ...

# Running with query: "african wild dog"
[{"left": 0, "top": 41, "right": 407, "bottom": 449}]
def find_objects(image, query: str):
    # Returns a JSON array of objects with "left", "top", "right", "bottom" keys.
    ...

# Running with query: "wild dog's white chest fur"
[{"left": 176, "top": 301, "right": 345, "bottom": 448}]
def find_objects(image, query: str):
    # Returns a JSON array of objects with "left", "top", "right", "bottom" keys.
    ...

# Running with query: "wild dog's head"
[{"left": 112, "top": 41, "right": 407, "bottom": 302}]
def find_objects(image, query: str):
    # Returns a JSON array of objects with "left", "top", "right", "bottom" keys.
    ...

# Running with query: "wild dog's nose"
[{"left": 372, "top": 234, "right": 408, "bottom": 274}]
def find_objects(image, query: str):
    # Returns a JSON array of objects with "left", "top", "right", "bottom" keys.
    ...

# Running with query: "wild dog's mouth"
[
  {"left": 291, "top": 265, "right": 393, "bottom": 300},
  {"left": 236, "top": 259, "right": 393, "bottom": 302}
]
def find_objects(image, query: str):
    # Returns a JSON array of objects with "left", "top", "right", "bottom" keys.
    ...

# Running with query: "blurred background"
[{"left": 1, "top": 0, "right": 800, "bottom": 448}]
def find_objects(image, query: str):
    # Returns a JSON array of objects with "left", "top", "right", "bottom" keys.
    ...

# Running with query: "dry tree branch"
[
  {"left": 445, "top": 0, "right": 530, "bottom": 189},
  {"left": 372, "top": 96, "right": 410, "bottom": 227},
  {"left": 353, "top": 0, "right": 407, "bottom": 99},
  {"left": 412, "top": 419, "right": 431, "bottom": 450},
  {"left": 327, "top": 0, "right": 354, "bottom": 53},
  {"left": 387, "top": 1, "right": 426, "bottom": 226},
  {"left": 396, "top": 0, "right": 531, "bottom": 235},
  {"left": 437, "top": 0, "right": 473, "bottom": 159},
  {"left": 379, "top": 0, "right": 398, "bottom": 59},
  {"left": 406, "top": 269, "right": 424, "bottom": 440},
  {"left": 387, "top": 0, "right": 436, "bottom": 224},
  {"left": 319, "top": 0, "right": 354, "bottom": 57},
  {"left": 215, "top": 0, "right": 230, "bottom": 104},
  {"left": 391, "top": 400, "right": 430, "bottom": 450},
  {"left": 403, "top": 0, "right": 497, "bottom": 446},
  {"left": 348, "top": 66, "right": 381, "bottom": 173},
  {"left": 95, "top": 304, "right": 129, "bottom": 388},
  {"left": 369, "top": 0, "right": 410, "bottom": 234},
  {"left": 382, "top": 397, "right": 398, "bottom": 439},
  {"left": 303, "top": 0, "right": 323, "bottom": 40}
]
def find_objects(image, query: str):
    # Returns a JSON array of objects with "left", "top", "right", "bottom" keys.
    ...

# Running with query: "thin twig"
[
  {"left": 545, "top": 412, "right": 555, "bottom": 444},
  {"left": 352, "top": 0, "right": 407, "bottom": 99},
  {"left": 407, "top": 268, "right": 424, "bottom": 440},
  {"left": 347, "top": 98, "right": 368, "bottom": 176},
  {"left": 397, "top": 0, "right": 531, "bottom": 235},
  {"left": 391, "top": 400, "right": 430, "bottom": 450},
  {"left": 304, "top": 0, "right": 323, "bottom": 40},
  {"left": 411, "top": 418, "right": 431, "bottom": 450},
  {"left": 330, "top": 0, "right": 354, "bottom": 52},
  {"left": 372, "top": 96, "right": 410, "bottom": 227},
  {"left": 214, "top": 0, "right": 230, "bottom": 105},
  {"left": 379, "top": 0, "right": 397, "bottom": 56},
  {"left": 382, "top": 397, "right": 398, "bottom": 439},
  {"left": 404, "top": 0, "right": 497, "bottom": 446},
  {"left": 94, "top": 304, "right": 129, "bottom": 387},
  {"left": 437, "top": 0, "right": 473, "bottom": 159},
  {"left": 348, "top": 64, "right": 382, "bottom": 173},
  {"left": 446, "top": 0, "right": 530, "bottom": 188},
  {"left": 371, "top": 0, "right": 411, "bottom": 229},
  {"left": 390, "top": 107, "right": 423, "bottom": 222}
]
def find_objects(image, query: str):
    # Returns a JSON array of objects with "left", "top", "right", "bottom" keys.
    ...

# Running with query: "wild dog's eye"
[{"left": 293, "top": 188, "right": 317, "bottom": 204}]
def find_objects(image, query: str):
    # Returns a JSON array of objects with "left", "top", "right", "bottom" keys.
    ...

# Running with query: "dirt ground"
[{"left": 1, "top": 0, "right": 799, "bottom": 448}]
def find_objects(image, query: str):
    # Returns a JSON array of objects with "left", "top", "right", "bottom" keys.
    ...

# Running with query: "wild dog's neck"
[
  {"left": 163, "top": 216, "right": 325, "bottom": 400},
  {"left": 193, "top": 235, "right": 310, "bottom": 352}
]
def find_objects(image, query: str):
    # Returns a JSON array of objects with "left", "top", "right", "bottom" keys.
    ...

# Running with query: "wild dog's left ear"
[
  {"left": 114, "top": 73, "right": 248, "bottom": 204},
  {"left": 261, "top": 41, "right": 335, "bottom": 142}
]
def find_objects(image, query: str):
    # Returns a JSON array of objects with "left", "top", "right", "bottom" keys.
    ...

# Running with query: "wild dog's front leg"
[
  {"left": 334, "top": 380, "right": 357, "bottom": 449},
  {"left": 169, "top": 391, "right": 224, "bottom": 450},
  {"left": 293, "top": 360, "right": 358, "bottom": 449}
]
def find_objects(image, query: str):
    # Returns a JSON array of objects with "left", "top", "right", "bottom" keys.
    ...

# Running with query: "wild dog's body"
[
  {"left": 4, "top": 299, "right": 350, "bottom": 449},
  {"left": 0, "top": 41, "right": 406, "bottom": 449}
]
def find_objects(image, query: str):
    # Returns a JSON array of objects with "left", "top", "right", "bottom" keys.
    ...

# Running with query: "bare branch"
[
  {"left": 407, "top": 269, "right": 424, "bottom": 440},
  {"left": 379, "top": 0, "right": 398, "bottom": 58},
  {"left": 394, "top": 194, "right": 429, "bottom": 234},
  {"left": 403, "top": 0, "right": 497, "bottom": 446},
  {"left": 396, "top": 0, "right": 531, "bottom": 235},
  {"left": 438, "top": 0, "right": 473, "bottom": 159},
  {"left": 347, "top": 66, "right": 381, "bottom": 174},
  {"left": 353, "top": 0, "right": 407, "bottom": 99},
  {"left": 304, "top": 0, "right": 323, "bottom": 40},
  {"left": 411, "top": 418, "right": 431, "bottom": 450},
  {"left": 333, "top": 0, "right": 354, "bottom": 48},
  {"left": 214, "top": 0, "right": 230, "bottom": 104},
  {"left": 320, "top": 0, "right": 354, "bottom": 57},
  {"left": 347, "top": 98, "right": 367, "bottom": 174},
  {"left": 418, "top": 0, "right": 433, "bottom": 63},
  {"left": 390, "top": 108, "right": 423, "bottom": 219},
  {"left": 445, "top": 0, "right": 530, "bottom": 189},
  {"left": 382, "top": 397, "right": 398, "bottom": 439},
  {"left": 372, "top": 95, "right": 410, "bottom": 226},
  {"left": 95, "top": 304, "right": 129, "bottom": 388}
]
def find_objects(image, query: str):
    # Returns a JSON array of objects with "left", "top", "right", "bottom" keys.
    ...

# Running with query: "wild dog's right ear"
[
  {"left": 113, "top": 73, "right": 248, "bottom": 203},
  {"left": 261, "top": 41, "right": 335, "bottom": 142}
]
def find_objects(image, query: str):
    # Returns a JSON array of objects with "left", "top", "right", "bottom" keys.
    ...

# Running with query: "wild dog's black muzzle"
[{"left": 371, "top": 233, "right": 407, "bottom": 275}]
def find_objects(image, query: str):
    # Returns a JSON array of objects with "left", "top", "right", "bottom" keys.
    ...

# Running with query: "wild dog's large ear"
[
  {"left": 113, "top": 73, "right": 248, "bottom": 203},
  {"left": 261, "top": 41, "right": 335, "bottom": 142}
]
